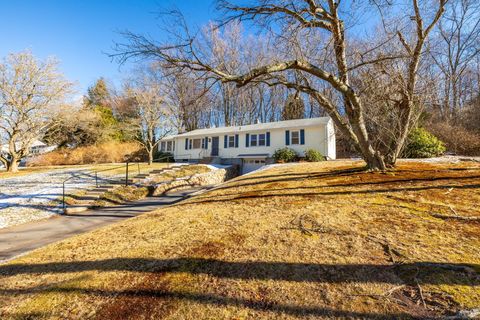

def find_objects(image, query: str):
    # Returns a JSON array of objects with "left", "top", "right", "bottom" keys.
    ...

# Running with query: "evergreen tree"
[
  {"left": 85, "top": 77, "right": 111, "bottom": 108},
  {"left": 282, "top": 91, "right": 305, "bottom": 120}
]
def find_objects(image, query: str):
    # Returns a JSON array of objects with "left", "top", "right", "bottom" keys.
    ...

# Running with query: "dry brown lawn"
[
  {"left": 0, "top": 160, "right": 479, "bottom": 319},
  {"left": 148, "top": 164, "right": 212, "bottom": 184}
]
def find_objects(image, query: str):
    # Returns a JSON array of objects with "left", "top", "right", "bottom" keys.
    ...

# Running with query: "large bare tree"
[
  {"left": 113, "top": 0, "right": 447, "bottom": 170},
  {"left": 125, "top": 66, "right": 173, "bottom": 164},
  {"left": 431, "top": 0, "right": 480, "bottom": 121},
  {"left": 0, "top": 51, "right": 72, "bottom": 172},
  {"left": 164, "top": 70, "right": 212, "bottom": 132}
]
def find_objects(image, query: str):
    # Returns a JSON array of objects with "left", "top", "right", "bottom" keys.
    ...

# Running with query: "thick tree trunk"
[
  {"left": 7, "top": 157, "right": 20, "bottom": 173},
  {"left": 324, "top": 107, "right": 386, "bottom": 171},
  {"left": 365, "top": 152, "right": 387, "bottom": 171}
]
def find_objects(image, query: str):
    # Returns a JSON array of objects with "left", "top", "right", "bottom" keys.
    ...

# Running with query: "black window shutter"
[
  {"left": 205, "top": 137, "right": 208, "bottom": 149},
  {"left": 246, "top": 133, "right": 250, "bottom": 147},
  {"left": 235, "top": 134, "right": 239, "bottom": 148},
  {"left": 224, "top": 135, "right": 228, "bottom": 148},
  {"left": 300, "top": 129, "right": 305, "bottom": 145},
  {"left": 266, "top": 132, "right": 271, "bottom": 146},
  {"left": 185, "top": 138, "right": 188, "bottom": 150},
  {"left": 189, "top": 139, "right": 192, "bottom": 149},
  {"left": 285, "top": 130, "right": 290, "bottom": 145}
]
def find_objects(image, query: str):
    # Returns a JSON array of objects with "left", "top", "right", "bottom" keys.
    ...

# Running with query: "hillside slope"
[{"left": 0, "top": 160, "right": 479, "bottom": 319}]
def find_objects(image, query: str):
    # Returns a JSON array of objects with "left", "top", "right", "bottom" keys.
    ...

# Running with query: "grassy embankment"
[{"left": 0, "top": 160, "right": 478, "bottom": 319}]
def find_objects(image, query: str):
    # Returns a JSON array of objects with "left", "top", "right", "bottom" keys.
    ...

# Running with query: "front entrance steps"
[{"left": 64, "top": 164, "right": 186, "bottom": 214}]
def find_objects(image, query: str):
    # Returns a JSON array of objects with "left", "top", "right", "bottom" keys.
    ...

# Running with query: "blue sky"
[{"left": 0, "top": 0, "right": 217, "bottom": 94}]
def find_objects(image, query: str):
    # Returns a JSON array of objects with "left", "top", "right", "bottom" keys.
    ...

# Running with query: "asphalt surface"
[{"left": 0, "top": 187, "right": 205, "bottom": 263}]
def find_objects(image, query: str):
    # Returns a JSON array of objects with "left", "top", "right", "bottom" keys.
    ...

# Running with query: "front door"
[{"left": 211, "top": 136, "right": 219, "bottom": 156}]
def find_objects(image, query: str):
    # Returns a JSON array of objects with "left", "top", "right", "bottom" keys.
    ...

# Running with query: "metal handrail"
[
  {"left": 198, "top": 149, "right": 209, "bottom": 159},
  {"left": 92, "top": 164, "right": 128, "bottom": 188},
  {"left": 152, "top": 154, "right": 173, "bottom": 163},
  {"left": 62, "top": 174, "right": 80, "bottom": 211},
  {"left": 61, "top": 156, "right": 179, "bottom": 211},
  {"left": 61, "top": 163, "right": 127, "bottom": 211}
]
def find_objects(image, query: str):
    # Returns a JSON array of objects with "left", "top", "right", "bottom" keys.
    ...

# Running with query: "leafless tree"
[
  {"left": 125, "top": 66, "right": 173, "bottom": 164},
  {"left": 0, "top": 51, "right": 72, "bottom": 172},
  {"left": 431, "top": 0, "right": 480, "bottom": 122},
  {"left": 163, "top": 70, "right": 212, "bottom": 132},
  {"left": 112, "top": 0, "right": 447, "bottom": 170}
]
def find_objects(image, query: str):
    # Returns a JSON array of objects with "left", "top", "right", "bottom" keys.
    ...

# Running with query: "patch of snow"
[
  {"left": 239, "top": 163, "right": 286, "bottom": 176},
  {"left": 0, "top": 168, "right": 123, "bottom": 229},
  {"left": 399, "top": 155, "right": 480, "bottom": 163},
  {"left": 204, "top": 164, "right": 232, "bottom": 170}
]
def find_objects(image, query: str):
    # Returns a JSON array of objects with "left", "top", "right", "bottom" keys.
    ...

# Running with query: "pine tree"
[
  {"left": 85, "top": 77, "right": 110, "bottom": 108},
  {"left": 282, "top": 91, "right": 305, "bottom": 120}
]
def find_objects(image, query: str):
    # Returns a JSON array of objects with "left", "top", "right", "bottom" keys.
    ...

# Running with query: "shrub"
[
  {"left": 124, "top": 148, "right": 148, "bottom": 162},
  {"left": 304, "top": 149, "right": 325, "bottom": 162},
  {"left": 403, "top": 127, "right": 446, "bottom": 158},
  {"left": 27, "top": 142, "right": 142, "bottom": 166},
  {"left": 273, "top": 147, "right": 297, "bottom": 163},
  {"left": 428, "top": 122, "right": 480, "bottom": 156},
  {"left": 153, "top": 151, "right": 175, "bottom": 163}
]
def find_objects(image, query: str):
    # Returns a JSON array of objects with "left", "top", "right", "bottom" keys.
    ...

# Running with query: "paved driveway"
[{"left": 0, "top": 188, "right": 204, "bottom": 263}]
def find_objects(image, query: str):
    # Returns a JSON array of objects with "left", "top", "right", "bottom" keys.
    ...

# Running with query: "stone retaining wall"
[{"left": 151, "top": 165, "right": 239, "bottom": 195}]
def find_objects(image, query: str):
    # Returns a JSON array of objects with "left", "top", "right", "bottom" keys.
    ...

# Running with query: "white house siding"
[{"left": 166, "top": 118, "right": 335, "bottom": 162}]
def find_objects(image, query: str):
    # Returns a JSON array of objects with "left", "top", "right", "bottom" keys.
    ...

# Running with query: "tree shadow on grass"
[
  {"left": 1, "top": 258, "right": 476, "bottom": 319},
  {"left": 0, "top": 258, "right": 477, "bottom": 286},
  {"left": 182, "top": 182, "right": 480, "bottom": 207},
  {"left": 190, "top": 165, "right": 480, "bottom": 205},
  {"left": 1, "top": 286, "right": 424, "bottom": 319},
  {"left": 218, "top": 165, "right": 480, "bottom": 193}
]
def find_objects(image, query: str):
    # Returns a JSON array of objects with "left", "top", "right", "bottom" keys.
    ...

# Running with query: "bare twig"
[
  {"left": 365, "top": 235, "right": 406, "bottom": 264},
  {"left": 283, "top": 213, "right": 331, "bottom": 235},
  {"left": 449, "top": 206, "right": 458, "bottom": 216},
  {"left": 412, "top": 267, "right": 427, "bottom": 309},
  {"left": 444, "top": 187, "right": 454, "bottom": 194},
  {"left": 430, "top": 213, "right": 480, "bottom": 222}
]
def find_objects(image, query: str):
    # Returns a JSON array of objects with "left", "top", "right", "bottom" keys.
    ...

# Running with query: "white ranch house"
[{"left": 160, "top": 117, "right": 336, "bottom": 174}]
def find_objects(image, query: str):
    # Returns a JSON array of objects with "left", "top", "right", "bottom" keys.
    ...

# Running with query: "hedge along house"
[{"left": 160, "top": 117, "right": 336, "bottom": 174}]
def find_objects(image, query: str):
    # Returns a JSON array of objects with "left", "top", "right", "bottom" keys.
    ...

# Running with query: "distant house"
[
  {"left": 161, "top": 117, "right": 335, "bottom": 174},
  {"left": 1, "top": 140, "right": 57, "bottom": 158}
]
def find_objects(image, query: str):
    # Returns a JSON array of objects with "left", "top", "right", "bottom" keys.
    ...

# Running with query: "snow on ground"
[
  {"left": 400, "top": 155, "right": 480, "bottom": 163},
  {"left": 0, "top": 168, "right": 123, "bottom": 229}
]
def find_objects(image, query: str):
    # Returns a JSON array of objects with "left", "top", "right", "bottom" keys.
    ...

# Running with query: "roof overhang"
[{"left": 167, "top": 117, "right": 331, "bottom": 139}]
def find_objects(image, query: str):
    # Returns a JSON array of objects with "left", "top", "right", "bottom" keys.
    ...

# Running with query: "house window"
[
  {"left": 228, "top": 135, "right": 235, "bottom": 148},
  {"left": 291, "top": 131, "right": 300, "bottom": 145},
  {"left": 160, "top": 141, "right": 166, "bottom": 152},
  {"left": 245, "top": 159, "right": 266, "bottom": 164},
  {"left": 166, "top": 141, "right": 173, "bottom": 152},
  {"left": 250, "top": 133, "right": 267, "bottom": 147},
  {"left": 192, "top": 138, "right": 201, "bottom": 149},
  {"left": 250, "top": 134, "right": 257, "bottom": 147},
  {"left": 258, "top": 134, "right": 266, "bottom": 146}
]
